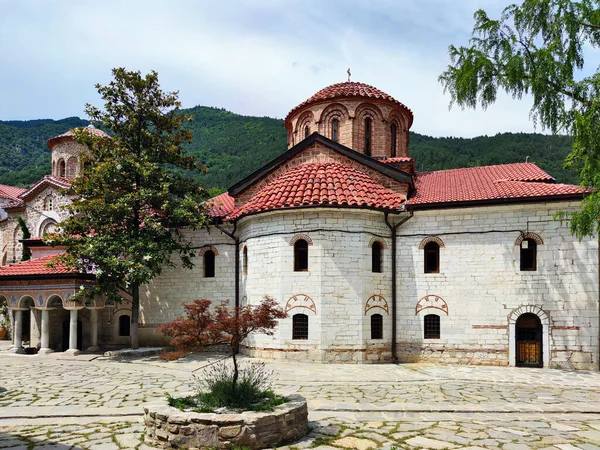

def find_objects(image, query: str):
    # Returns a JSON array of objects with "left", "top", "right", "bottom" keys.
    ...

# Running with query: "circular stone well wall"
[{"left": 143, "top": 394, "right": 308, "bottom": 449}]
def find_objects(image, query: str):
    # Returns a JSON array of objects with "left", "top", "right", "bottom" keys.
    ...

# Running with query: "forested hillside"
[{"left": 0, "top": 106, "right": 578, "bottom": 189}]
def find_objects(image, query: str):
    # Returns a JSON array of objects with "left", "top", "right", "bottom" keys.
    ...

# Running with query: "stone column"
[
  {"left": 38, "top": 309, "right": 53, "bottom": 355},
  {"left": 10, "top": 310, "right": 24, "bottom": 354},
  {"left": 65, "top": 309, "right": 80, "bottom": 356},
  {"left": 87, "top": 309, "right": 99, "bottom": 352}
]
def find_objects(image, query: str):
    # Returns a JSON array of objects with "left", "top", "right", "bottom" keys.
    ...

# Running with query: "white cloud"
[{"left": 0, "top": 0, "right": 571, "bottom": 137}]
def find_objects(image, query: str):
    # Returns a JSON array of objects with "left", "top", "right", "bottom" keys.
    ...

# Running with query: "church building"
[{"left": 0, "top": 80, "right": 597, "bottom": 370}]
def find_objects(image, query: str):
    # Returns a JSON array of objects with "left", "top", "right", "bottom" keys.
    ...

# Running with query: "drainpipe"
[
  {"left": 385, "top": 208, "right": 413, "bottom": 363},
  {"left": 214, "top": 221, "right": 239, "bottom": 308}
]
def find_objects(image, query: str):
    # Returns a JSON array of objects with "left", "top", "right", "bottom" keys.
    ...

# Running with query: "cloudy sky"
[{"left": 0, "top": 0, "right": 594, "bottom": 137}]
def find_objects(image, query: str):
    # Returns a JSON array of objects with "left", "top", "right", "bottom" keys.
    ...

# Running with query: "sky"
[{"left": 0, "top": 0, "right": 597, "bottom": 138}]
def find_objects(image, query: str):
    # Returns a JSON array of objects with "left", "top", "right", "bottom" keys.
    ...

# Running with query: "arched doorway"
[{"left": 516, "top": 313, "right": 543, "bottom": 368}]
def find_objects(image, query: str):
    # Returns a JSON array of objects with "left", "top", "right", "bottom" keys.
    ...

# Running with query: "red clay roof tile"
[
  {"left": 47, "top": 125, "right": 110, "bottom": 150},
  {"left": 0, "top": 254, "right": 74, "bottom": 277},
  {"left": 230, "top": 162, "right": 406, "bottom": 219},
  {"left": 411, "top": 163, "right": 587, "bottom": 205},
  {"left": 286, "top": 81, "right": 413, "bottom": 122},
  {"left": 206, "top": 192, "right": 235, "bottom": 217},
  {"left": 0, "top": 184, "right": 26, "bottom": 201}
]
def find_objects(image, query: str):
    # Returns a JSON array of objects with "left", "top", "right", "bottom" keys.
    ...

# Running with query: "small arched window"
[
  {"left": 371, "top": 313, "right": 383, "bottom": 339},
  {"left": 372, "top": 241, "right": 382, "bottom": 273},
  {"left": 424, "top": 242, "right": 440, "bottom": 274},
  {"left": 520, "top": 238, "right": 537, "bottom": 271},
  {"left": 204, "top": 250, "right": 216, "bottom": 278},
  {"left": 332, "top": 118, "right": 339, "bottom": 142},
  {"left": 304, "top": 126, "right": 309, "bottom": 139},
  {"left": 243, "top": 246, "right": 248, "bottom": 276},
  {"left": 292, "top": 313, "right": 309, "bottom": 340},
  {"left": 294, "top": 239, "right": 309, "bottom": 272},
  {"left": 119, "top": 315, "right": 131, "bottom": 337},
  {"left": 424, "top": 314, "right": 440, "bottom": 339},
  {"left": 58, "top": 159, "right": 66, "bottom": 177},
  {"left": 390, "top": 123, "right": 397, "bottom": 157},
  {"left": 364, "top": 118, "right": 372, "bottom": 156}
]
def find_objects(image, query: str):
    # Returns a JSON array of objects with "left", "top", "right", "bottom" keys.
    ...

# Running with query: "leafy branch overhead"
[
  {"left": 47, "top": 68, "right": 211, "bottom": 348},
  {"left": 439, "top": 0, "right": 600, "bottom": 239}
]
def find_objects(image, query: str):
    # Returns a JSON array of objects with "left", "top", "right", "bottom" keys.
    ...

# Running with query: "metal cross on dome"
[{"left": 347, "top": 68, "right": 351, "bottom": 82}]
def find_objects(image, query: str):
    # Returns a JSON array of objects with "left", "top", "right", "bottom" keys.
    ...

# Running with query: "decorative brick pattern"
[
  {"left": 415, "top": 295, "right": 448, "bottom": 315},
  {"left": 418, "top": 236, "right": 445, "bottom": 250},
  {"left": 365, "top": 295, "right": 389, "bottom": 315},
  {"left": 289, "top": 234, "right": 313, "bottom": 246},
  {"left": 515, "top": 232, "right": 544, "bottom": 246},
  {"left": 285, "top": 294, "right": 316, "bottom": 314}
]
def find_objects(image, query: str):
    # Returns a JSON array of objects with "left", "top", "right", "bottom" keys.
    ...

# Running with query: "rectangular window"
[
  {"left": 371, "top": 314, "right": 383, "bottom": 339},
  {"left": 292, "top": 314, "right": 309, "bottom": 340},
  {"left": 424, "top": 314, "right": 440, "bottom": 339}
]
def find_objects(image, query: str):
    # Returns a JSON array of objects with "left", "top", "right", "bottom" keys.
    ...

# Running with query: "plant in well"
[{"left": 157, "top": 296, "right": 288, "bottom": 412}]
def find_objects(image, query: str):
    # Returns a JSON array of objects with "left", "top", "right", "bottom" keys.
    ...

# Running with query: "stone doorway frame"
[{"left": 508, "top": 305, "right": 550, "bottom": 368}]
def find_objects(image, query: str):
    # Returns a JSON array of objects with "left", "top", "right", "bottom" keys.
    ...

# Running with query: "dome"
[
  {"left": 285, "top": 81, "right": 413, "bottom": 126},
  {"left": 47, "top": 125, "right": 110, "bottom": 150}
]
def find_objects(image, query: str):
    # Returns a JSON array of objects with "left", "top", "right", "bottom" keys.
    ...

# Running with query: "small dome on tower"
[{"left": 285, "top": 81, "right": 413, "bottom": 159}]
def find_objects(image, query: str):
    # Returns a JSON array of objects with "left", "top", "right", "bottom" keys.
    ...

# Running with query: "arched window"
[
  {"left": 119, "top": 315, "right": 131, "bottom": 337},
  {"left": 243, "top": 246, "right": 248, "bottom": 276},
  {"left": 424, "top": 242, "right": 440, "bottom": 273},
  {"left": 332, "top": 118, "right": 339, "bottom": 142},
  {"left": 371, "top": 313, "right": 383, "bottom": 339},
  {"left": 58, "top": 159, "right": 66, "bottom": 177},
  {"left": 292, "top": 313, "right": 308, "bottom": 340},
  {"left": 390, "top": 123, "right": 397, "bottom": 157},
  {"left": 520, "top": 238, "right": 537, "bottom": 271},
  {"left": 372, "top": 241, "right": 382, "bottom": 273},
  {"left": 294, "top": 239, "right": 308, "bottom": 271},
  {"left": 204, "top": 250, "right": 215, "bottom": 278},
  {"left": 364, "top": 118, "right": 372, "bottom": 156},
  {"left": 424, "top": 314, "right": 440, "bottom": 339},
  {"left": 304, "top": 126, "right": 309, "bottom": 139}
]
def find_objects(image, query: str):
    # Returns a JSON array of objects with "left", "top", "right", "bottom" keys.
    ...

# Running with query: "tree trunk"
[
  {"left": 131, "top": 283, "right": 140, "bottom": 349},
  {"left": 231, "top": 346, "right": 238, "bottom": 398}
]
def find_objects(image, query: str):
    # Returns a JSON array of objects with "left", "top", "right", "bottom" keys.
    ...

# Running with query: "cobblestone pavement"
[{"left": 1, "top": 352, "right": 600, "bottom": 449}]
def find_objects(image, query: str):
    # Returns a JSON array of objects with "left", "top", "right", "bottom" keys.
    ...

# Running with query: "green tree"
[
  {"left": 49, "top": 68, "right": 210, "bottom": 348},
  {"left": 439, "top": 0, "right": 600, "bottom": 239}
]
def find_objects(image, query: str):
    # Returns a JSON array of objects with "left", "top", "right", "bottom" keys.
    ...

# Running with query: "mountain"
[{"left": 0, "top": 107, "right": 578, "bottom": 189}]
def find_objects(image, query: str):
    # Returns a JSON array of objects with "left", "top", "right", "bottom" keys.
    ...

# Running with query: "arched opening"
[
  {"left": 516, "top": 313, "right": 543, "bottom": 367},
  {"left": 424, "top": 242, "right": 440, "bottom": 273},
  {"left": 294, "top": 239, "right": 308, "bottom": 272},
  {"left": 67, "top": 157, "right": 78, "bottom": 178},
  {"left": 204, "top": 250, "right": 215, "bottom": 278},
  {"left": 424, "top": 314, "right": 440, "bottom": 339},
  {"left": 304, "top": 126, "right": 309, "bottom": 139},
  {"left": 119, "top": 315, "right": 131, "bottom": 337},
  {"left": 57, "top": 159, "right": 66, "bottom": 177},
  {"left": 390, "top": 123, "right": 398, "bottom": 157},
  {"left": 242, "top": 246, "right": 248, "bottom": 276},
  {"left": 372, "top": 241, "right": 383, "bottom": 273},
  {"left": 292, "top": 313, "right": 308, "bottom": 340},
  {"left": 332, "top": 118, "right": 339, "bottom": 142},
  {"left": 520, "top": 238, "right": 537, "bottom": 271},
  {"left": 371, "top": 313, "right": 383, "bottom": 339},
  {"left": 364, "top": 117, "right": 372, "bottom": 156}
]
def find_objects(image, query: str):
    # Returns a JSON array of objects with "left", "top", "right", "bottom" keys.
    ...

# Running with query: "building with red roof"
[{"left": 0, "top": 80, "right": 597, "bottom": 370}]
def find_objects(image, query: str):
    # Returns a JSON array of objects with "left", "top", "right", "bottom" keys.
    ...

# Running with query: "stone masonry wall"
[{"left": 397, "top": 201, "right": 599, "bottom": 370}]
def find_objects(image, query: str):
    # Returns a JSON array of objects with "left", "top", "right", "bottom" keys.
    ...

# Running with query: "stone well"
[{"left": 143, "top": 394, "right": 308, "bottom": 449}]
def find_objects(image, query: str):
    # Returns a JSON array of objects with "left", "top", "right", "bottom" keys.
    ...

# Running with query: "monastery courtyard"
[{"left": 2, "top": 348, "right": 600, "bottom": 449}]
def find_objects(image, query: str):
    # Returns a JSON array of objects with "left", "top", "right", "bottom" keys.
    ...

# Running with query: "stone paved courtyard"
[{"left": 1, "top": 350, "right": 600, "bottom": 449}]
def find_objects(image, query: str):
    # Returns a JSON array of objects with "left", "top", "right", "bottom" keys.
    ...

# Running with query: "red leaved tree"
[{"left": 157, "top": 296, "right": 287, "bottom": 395}]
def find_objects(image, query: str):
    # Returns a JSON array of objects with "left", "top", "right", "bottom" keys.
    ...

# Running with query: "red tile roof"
[
  {"left": 0, "top": 184, "right": 26, "bottom": 201},
  {"left": 230, "top": 162, "right": 406, "bottom": 219},
  {"left": 286, "top": 81, "right": 413, "bottom": 123},
  {"left": 411, "top": 163, "right": 588, "bottom": 205},
  {"left": 206, "top": 192, "right": 235, "bottom": 217},
  {"left": 47, "top": 125, "right": 110, "bottom": 150},
  {"left": 0, "top": 255, "right": 74, "bottom": 277},
  {"left": 15, "top": 176, "right": 71, "bottom": 204}
]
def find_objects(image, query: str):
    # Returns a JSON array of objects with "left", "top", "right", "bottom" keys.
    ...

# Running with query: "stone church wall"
[{"left": 397, "top": 200, "right": 599, "bottom": 370}]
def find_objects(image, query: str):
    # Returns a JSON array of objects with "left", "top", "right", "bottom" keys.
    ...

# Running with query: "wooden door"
[{"left": 516, "top": 313, "right": 542, "bottom": 368}]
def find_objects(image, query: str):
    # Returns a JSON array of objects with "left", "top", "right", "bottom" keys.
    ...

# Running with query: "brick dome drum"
[{"left": 285, "top": 81, "right": 413, "bottom": 159}]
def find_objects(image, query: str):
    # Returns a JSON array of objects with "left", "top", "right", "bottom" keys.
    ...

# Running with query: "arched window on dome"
[
  {"left": 332, "top": 118, "right": 339, "bottom": 142},
  {"left": 304, "top": 126, "right": 309, "bottom": 139},
  {"left": 58, "top": 159, "right": 66, "bottom": 177},
  {"left": 364, "top": 118, "right": 372, "bottom": 156},
  {"left": 391, "top": 123, "right": 398, "bottom": 157}
]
